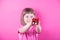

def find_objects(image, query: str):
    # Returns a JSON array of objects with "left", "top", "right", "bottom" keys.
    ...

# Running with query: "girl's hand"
[
  {"left": 36, "top": 19, "right": 40, "bottom": 26},
  {"left": 27, "top": 21, "right": 32, "bottom": 26},
  {"left": 36, "top": 20, "right": 41, "bottom": 33},
  {"left": 18, "top": 21, "right": 32, "bottom": 33}
]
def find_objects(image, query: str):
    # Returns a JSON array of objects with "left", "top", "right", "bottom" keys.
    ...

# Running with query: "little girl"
[{"left": 18, "top": 8, "right": 41, "bottom": 40}]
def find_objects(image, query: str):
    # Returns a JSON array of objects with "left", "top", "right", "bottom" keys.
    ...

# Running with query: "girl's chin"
[
  {"left": 27, "top": 21, "right": 30, "bottom": 23},
  {"left": 25, "top": 22, "right": 29, "bottom": 24}
]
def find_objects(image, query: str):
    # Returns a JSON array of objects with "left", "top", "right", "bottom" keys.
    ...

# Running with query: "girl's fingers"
[{"left": 38, "top": 19, "right": 41, "bottom": 24}]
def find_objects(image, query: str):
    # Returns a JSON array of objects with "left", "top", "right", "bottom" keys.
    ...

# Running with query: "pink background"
[{"left": 0, "top": 0, "right": 60, "bottom": 40}]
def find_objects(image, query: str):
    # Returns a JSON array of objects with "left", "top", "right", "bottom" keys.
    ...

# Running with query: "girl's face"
[{"left": 24, "top": 13, "right": 35, "bottom": 24}]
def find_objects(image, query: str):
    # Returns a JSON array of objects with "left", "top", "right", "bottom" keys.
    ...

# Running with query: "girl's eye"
[
  {"left": 26, "top": 16, "right": 28, "bottom": 18},
  {"left": 31, "top": 16, "right": 33, "bottom": 18}
]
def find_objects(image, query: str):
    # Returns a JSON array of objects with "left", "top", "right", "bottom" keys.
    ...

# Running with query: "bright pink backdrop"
[{"left": 0, "top": 0, "right": 60, "bottom": 40}]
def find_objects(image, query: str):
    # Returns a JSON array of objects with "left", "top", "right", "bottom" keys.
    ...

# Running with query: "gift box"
[{"left": 32, "top": 18, "right": 39, "bottom": 25}]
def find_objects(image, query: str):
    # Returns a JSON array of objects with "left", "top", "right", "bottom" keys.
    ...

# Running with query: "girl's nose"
[{"left": 27, "top": 18, "right": 32, "bottom": 22}]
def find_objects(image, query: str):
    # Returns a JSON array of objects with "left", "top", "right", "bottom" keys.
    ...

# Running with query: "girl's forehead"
[{"left": 24, "top": 13, "right": 35, "bottom": 16}]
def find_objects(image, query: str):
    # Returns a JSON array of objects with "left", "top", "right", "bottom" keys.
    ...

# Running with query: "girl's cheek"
[{"left": 24, "top": 18, "right": 27, "bottom": 22}]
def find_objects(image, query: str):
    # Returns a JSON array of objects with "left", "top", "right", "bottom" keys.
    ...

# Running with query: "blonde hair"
[{"left": 20, "top": 8, "right": 35, "bottom": 26}]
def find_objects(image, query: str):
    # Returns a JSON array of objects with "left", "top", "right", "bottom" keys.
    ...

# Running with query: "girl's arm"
[
  {"left": 18, "top": 22, "right": 32, "bottom": 33},
  {"left": 36, "top": 21, "right": 42, "bottom": 33}
]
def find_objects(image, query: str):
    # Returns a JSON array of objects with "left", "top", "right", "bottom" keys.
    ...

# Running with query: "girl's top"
[{"left": 18, "top": 25, "right": 40, "bottom": 40}]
